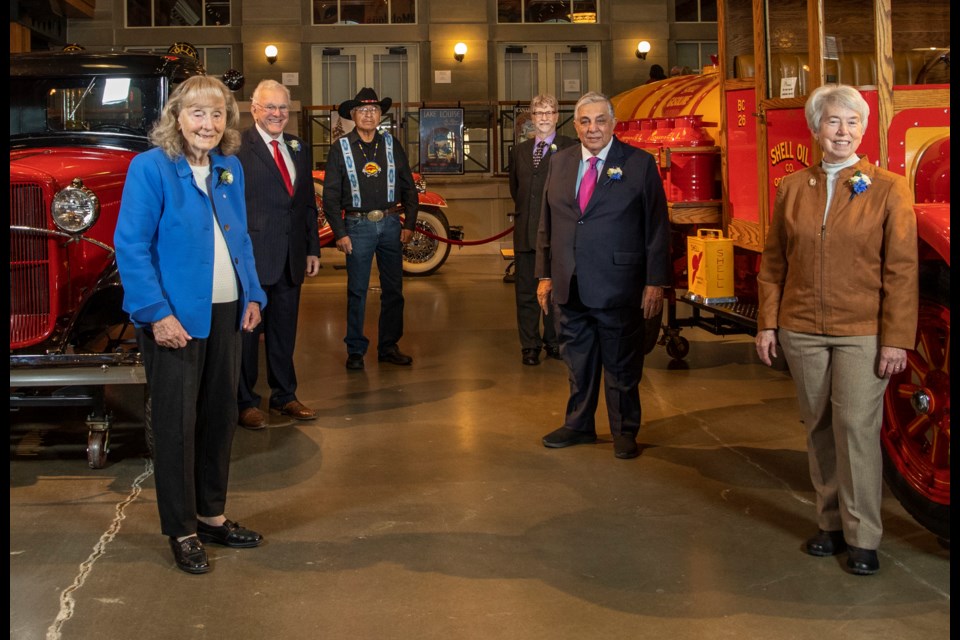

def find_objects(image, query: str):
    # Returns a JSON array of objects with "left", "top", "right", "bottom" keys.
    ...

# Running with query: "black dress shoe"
[
  {"left": 197, "top": 519, "right": 263, "bottom": 548},
  {"left": 169, "top": 536, "right": 210, "bottom": 574},
  {"left": 613, "top": 434, "right": 639, "bottom": 459},
  {"left": 542, "top": 426, "right": 597, "bottom": 448},
  {"left": 846, "top": 545, "right": 879, "bottom": 575},
  {"left": 346, "top": 353, "right": 364, "bottom": 370},
  {"left": 378, "top": 348, "right": 413, "bottom": 365},
  {"left": 805, "top": 529, "right": 847, "bottom": 557},
  {"left": 544, "top": 345, "right": 562, "bottom": 360},
  {"left": 522, "top": 348, "right": 540, "bottom": 366}
]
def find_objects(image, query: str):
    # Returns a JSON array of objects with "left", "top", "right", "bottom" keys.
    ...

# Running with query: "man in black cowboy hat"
[{"left": 323, "top": 88, "right": 419, "bottom": 370}]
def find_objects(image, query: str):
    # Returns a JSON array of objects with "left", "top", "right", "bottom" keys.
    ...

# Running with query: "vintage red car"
[{"left": 9, "top": 50, "right": 208, "bottom": 468}]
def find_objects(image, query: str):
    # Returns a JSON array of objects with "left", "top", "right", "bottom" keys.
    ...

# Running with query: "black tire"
[
  {"left": 880, "top": 265, "right": 950, "bottom": 542},
  {"left": 403, "top": 207, "right": 452, "bottom": 277}
]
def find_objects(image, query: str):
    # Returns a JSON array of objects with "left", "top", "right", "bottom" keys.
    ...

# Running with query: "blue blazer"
[
  {"left": 115, "top": 147, "right": 267, "bottom": 338},
  {"left": 535, "top": 136, "right": 671, "bottom": 308}
]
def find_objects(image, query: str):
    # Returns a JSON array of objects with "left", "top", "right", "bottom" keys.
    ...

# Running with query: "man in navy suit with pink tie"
[{"left": 535, "top": 91, "right": 671, "bottom": 459}]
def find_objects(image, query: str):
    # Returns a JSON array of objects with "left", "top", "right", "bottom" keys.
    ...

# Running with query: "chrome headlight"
[{"left": 52, "top": 178, "right": 100, "bottom": 233}]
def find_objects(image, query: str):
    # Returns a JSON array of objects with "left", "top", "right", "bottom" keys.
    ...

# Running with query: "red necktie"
[
  {"left": 578, "top": 156, "right": 599, "bottom": 213},
  {"left": 271, "top": 140, "right": 294, "bottom": 196}
]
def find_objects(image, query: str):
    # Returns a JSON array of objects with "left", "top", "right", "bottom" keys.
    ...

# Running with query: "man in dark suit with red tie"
[
  {"left": 535, "top": 91, "right": 671, "bottom": 459},
  {"left": 236, "top": 80, "right": 320, "bottom": 429},
  {"left": 509, "top": 94, "right": 577, "bottom": 366}
]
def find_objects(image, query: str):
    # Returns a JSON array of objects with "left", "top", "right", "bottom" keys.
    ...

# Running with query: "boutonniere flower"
[
  {"left": 217, "top": 168, "right": 233, "bottom": 186},
  {"left": 848, "top": 170, "right": 871, "bottom": 199},
  {"left": 287, "top": 139, "right": 301, "bottom": 152},
  {"left": 549, "top": 143, "right": 558, "bottom": 152},
  {"left": 605, "top": 166, "right": 623, "bottom": 182}
]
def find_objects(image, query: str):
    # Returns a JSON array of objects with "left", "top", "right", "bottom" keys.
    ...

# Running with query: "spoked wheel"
[
  {"left": 403, "top": 207, "right": 452, "bottom": 277},
  {"left": 880, "top": 295, "right": 950, "bottom": 542}
]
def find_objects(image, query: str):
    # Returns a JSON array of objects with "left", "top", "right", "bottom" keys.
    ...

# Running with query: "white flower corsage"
[
  {"left": 217, "top": 168, "right": 233, "bottom": 186},
  {"left": 549, "top": 143, "right": 558, "bottom": 152},
  {"left": 287, "top": 139, "right": 301, "bottom": 152},
  {"left": 848, "top": 170, "right": 870, "bottom": 199},
  {"left": 606, "top": 166, "right": 623, "bottom": 182}
]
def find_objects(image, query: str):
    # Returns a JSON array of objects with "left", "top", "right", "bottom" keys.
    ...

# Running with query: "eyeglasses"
[
  {"left": 531, "top": 110, "right": 557, "bottom": 117},
  {"left": 256, "top": 103, "right": 290, "bottom": 114},
  {"left": 354, "top": 106, "right": 381, "bottom": 115}
]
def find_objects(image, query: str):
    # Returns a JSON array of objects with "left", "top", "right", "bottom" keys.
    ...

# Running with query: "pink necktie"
[
  {"left": 271, "top": 140, "right": 294, "bottom": 196},
  {"left": 578, "top": 156, "right": 599, "bottom": 213}
]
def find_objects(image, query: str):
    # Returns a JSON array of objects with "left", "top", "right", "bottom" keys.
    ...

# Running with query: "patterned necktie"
[
  {"left": 271, "top": 140, "right": 294, "bottom": 196},
  {"left": 533, "top": 140, "right": 546, "bottom": 168},
  {"left": 577, "top": 156, "right": 599, "bottom": 213}
]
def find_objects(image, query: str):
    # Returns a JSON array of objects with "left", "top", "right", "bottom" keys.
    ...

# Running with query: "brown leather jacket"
[{"left": 757, "top": 157, "right": 918, "bottom": 349}]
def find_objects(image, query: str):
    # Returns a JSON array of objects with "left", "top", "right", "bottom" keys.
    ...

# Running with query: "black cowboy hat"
[{"left": 337, "top": 87, "right": 392, "bottom": 120}]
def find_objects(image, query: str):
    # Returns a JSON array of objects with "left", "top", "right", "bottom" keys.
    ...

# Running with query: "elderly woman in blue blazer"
[{"left": 115, "top": 75, "right": 268, "bottom": 575}]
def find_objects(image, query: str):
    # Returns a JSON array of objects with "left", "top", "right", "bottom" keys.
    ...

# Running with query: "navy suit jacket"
[
  {"left": 535, "top": 136, "right": 671, "bottom": 308},
  {"left": 236, "top": 127, "right": 320, "bottom": 286}
]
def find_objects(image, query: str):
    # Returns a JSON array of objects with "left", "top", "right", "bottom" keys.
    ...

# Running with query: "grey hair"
[
  {"left": 574, "top": 91, "right": 614, "bottom": 120},
  {"left": 252, "top": 79, "right": 291, "bottom": 105},
  {"left": 805, "top": 84, "right": 869, "bottom": 133}
]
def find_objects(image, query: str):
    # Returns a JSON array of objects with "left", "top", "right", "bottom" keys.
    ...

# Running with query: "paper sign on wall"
[
  {"left": 780, "top": 77, "right": 797, "bottom": 99},
  {"left": 563, "top": 78, "right": 581, "bottom": 93},
  {"left": 435, "top": 70, "right": 452, "bottom": 84},
  {"left": 282, "top": 72, "right": 299, "bottom": 86}
]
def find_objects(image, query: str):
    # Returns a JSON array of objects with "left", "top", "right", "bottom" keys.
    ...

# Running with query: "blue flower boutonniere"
[
  {"left": 605, "top": 166, "right": 623, "bottom": 184},
  {"left": 287, "top": 139, "right": 301, "bottom": 153},
  {"left": 848, "top": 170, "right": 871, "bottom": 200},
  {"left": 217, "top": 168, "right": 233, "bottom": 187}
]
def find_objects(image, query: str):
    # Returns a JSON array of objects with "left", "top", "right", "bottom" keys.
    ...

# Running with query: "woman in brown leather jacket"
[{"left": 755, "top": 84, "right": 918, "bottom": 576}]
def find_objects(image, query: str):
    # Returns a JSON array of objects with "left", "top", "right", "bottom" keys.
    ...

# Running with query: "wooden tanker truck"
[{"left": 609, "top": 0, "right": 949, "bottom": 543}]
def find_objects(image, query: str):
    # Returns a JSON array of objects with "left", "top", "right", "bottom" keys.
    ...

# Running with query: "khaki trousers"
[{"left": 778, "top": 329, "right": 890, "bottom": 550}]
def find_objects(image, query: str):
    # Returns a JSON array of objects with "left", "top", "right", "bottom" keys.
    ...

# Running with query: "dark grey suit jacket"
[
  {"left": 509, "top": 134, "right": 577, "bottom": 252},
  {"left": 236, "top": 127, "right": 320, "bottom": 286},
  {"left": 535, "top": 136, "right": 671, "bottom": 308}
]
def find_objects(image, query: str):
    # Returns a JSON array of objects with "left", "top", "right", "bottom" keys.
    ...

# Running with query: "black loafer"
[
  {"left": 544, "top": 345, "right": 562, "bottom": 360},
  {"left": 542, "top": 426, "right": 597, "bottom": 448},
  {"left": 169, "top": 536, "right": 210, "bottom": 574},
  {"left": 522, "top": 349, "right": 540, "bottom": 366},
  {"left": 613, "top": 434, "right": 640, "bottom": 459},
  {"left": 197, "top": 519, "right": 263, "bottom": 548},
  {"left": 378, "top": 348, "right": 413, "bottom": 366},
  {"left": 805, "top": 529, "right": 847, "bottom": 557},
  {"left": 346, "top": 353, "right": 364, "bottom": 370},
  {"left": 846, "top": 545, "right": 879, "bottom": 575}
]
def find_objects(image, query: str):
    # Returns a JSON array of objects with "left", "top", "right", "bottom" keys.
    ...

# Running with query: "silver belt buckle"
[{"left": 366, "top": 209, "right": 385, "bottom": 222}]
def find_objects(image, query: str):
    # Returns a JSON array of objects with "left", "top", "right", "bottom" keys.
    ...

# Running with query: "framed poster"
[{"left": 419, "top": 108, "right": 464, "bottom": 174}]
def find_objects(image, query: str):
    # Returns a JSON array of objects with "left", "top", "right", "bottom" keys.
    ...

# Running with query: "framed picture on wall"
[{"left": 419, "top": 108, "right": 464, "bottom": 174}]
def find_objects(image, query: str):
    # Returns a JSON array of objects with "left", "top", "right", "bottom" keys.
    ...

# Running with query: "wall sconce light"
[
  {"left": 264, "top": 44, "right": 278, "bottom": 65},
  {"left": 636, "top": 41, "right": 651, "bottom": 60},
  {"left": 454, "top": 42, "right": 467, "bottom": 63}
]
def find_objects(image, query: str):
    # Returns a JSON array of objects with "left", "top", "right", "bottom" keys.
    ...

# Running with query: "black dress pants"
[{"left": 138, "top": 301, "right": 241, "bottom": 538}]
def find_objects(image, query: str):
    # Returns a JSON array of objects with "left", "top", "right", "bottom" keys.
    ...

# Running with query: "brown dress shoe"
[
  {"left": 272, "top": 400, "right": 317, "bottom": 420},
  {"left": 238, "top": 407, "right": 267, "bottom": 430}
]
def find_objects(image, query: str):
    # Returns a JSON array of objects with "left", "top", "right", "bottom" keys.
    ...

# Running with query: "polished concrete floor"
[{"left": 10, "top": 254, "right": 950, "bottom": 640}]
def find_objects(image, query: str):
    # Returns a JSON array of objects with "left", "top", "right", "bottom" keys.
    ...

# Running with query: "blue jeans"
[{"left": 344, "top": 214, "right": 405, "bottom": 356}]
